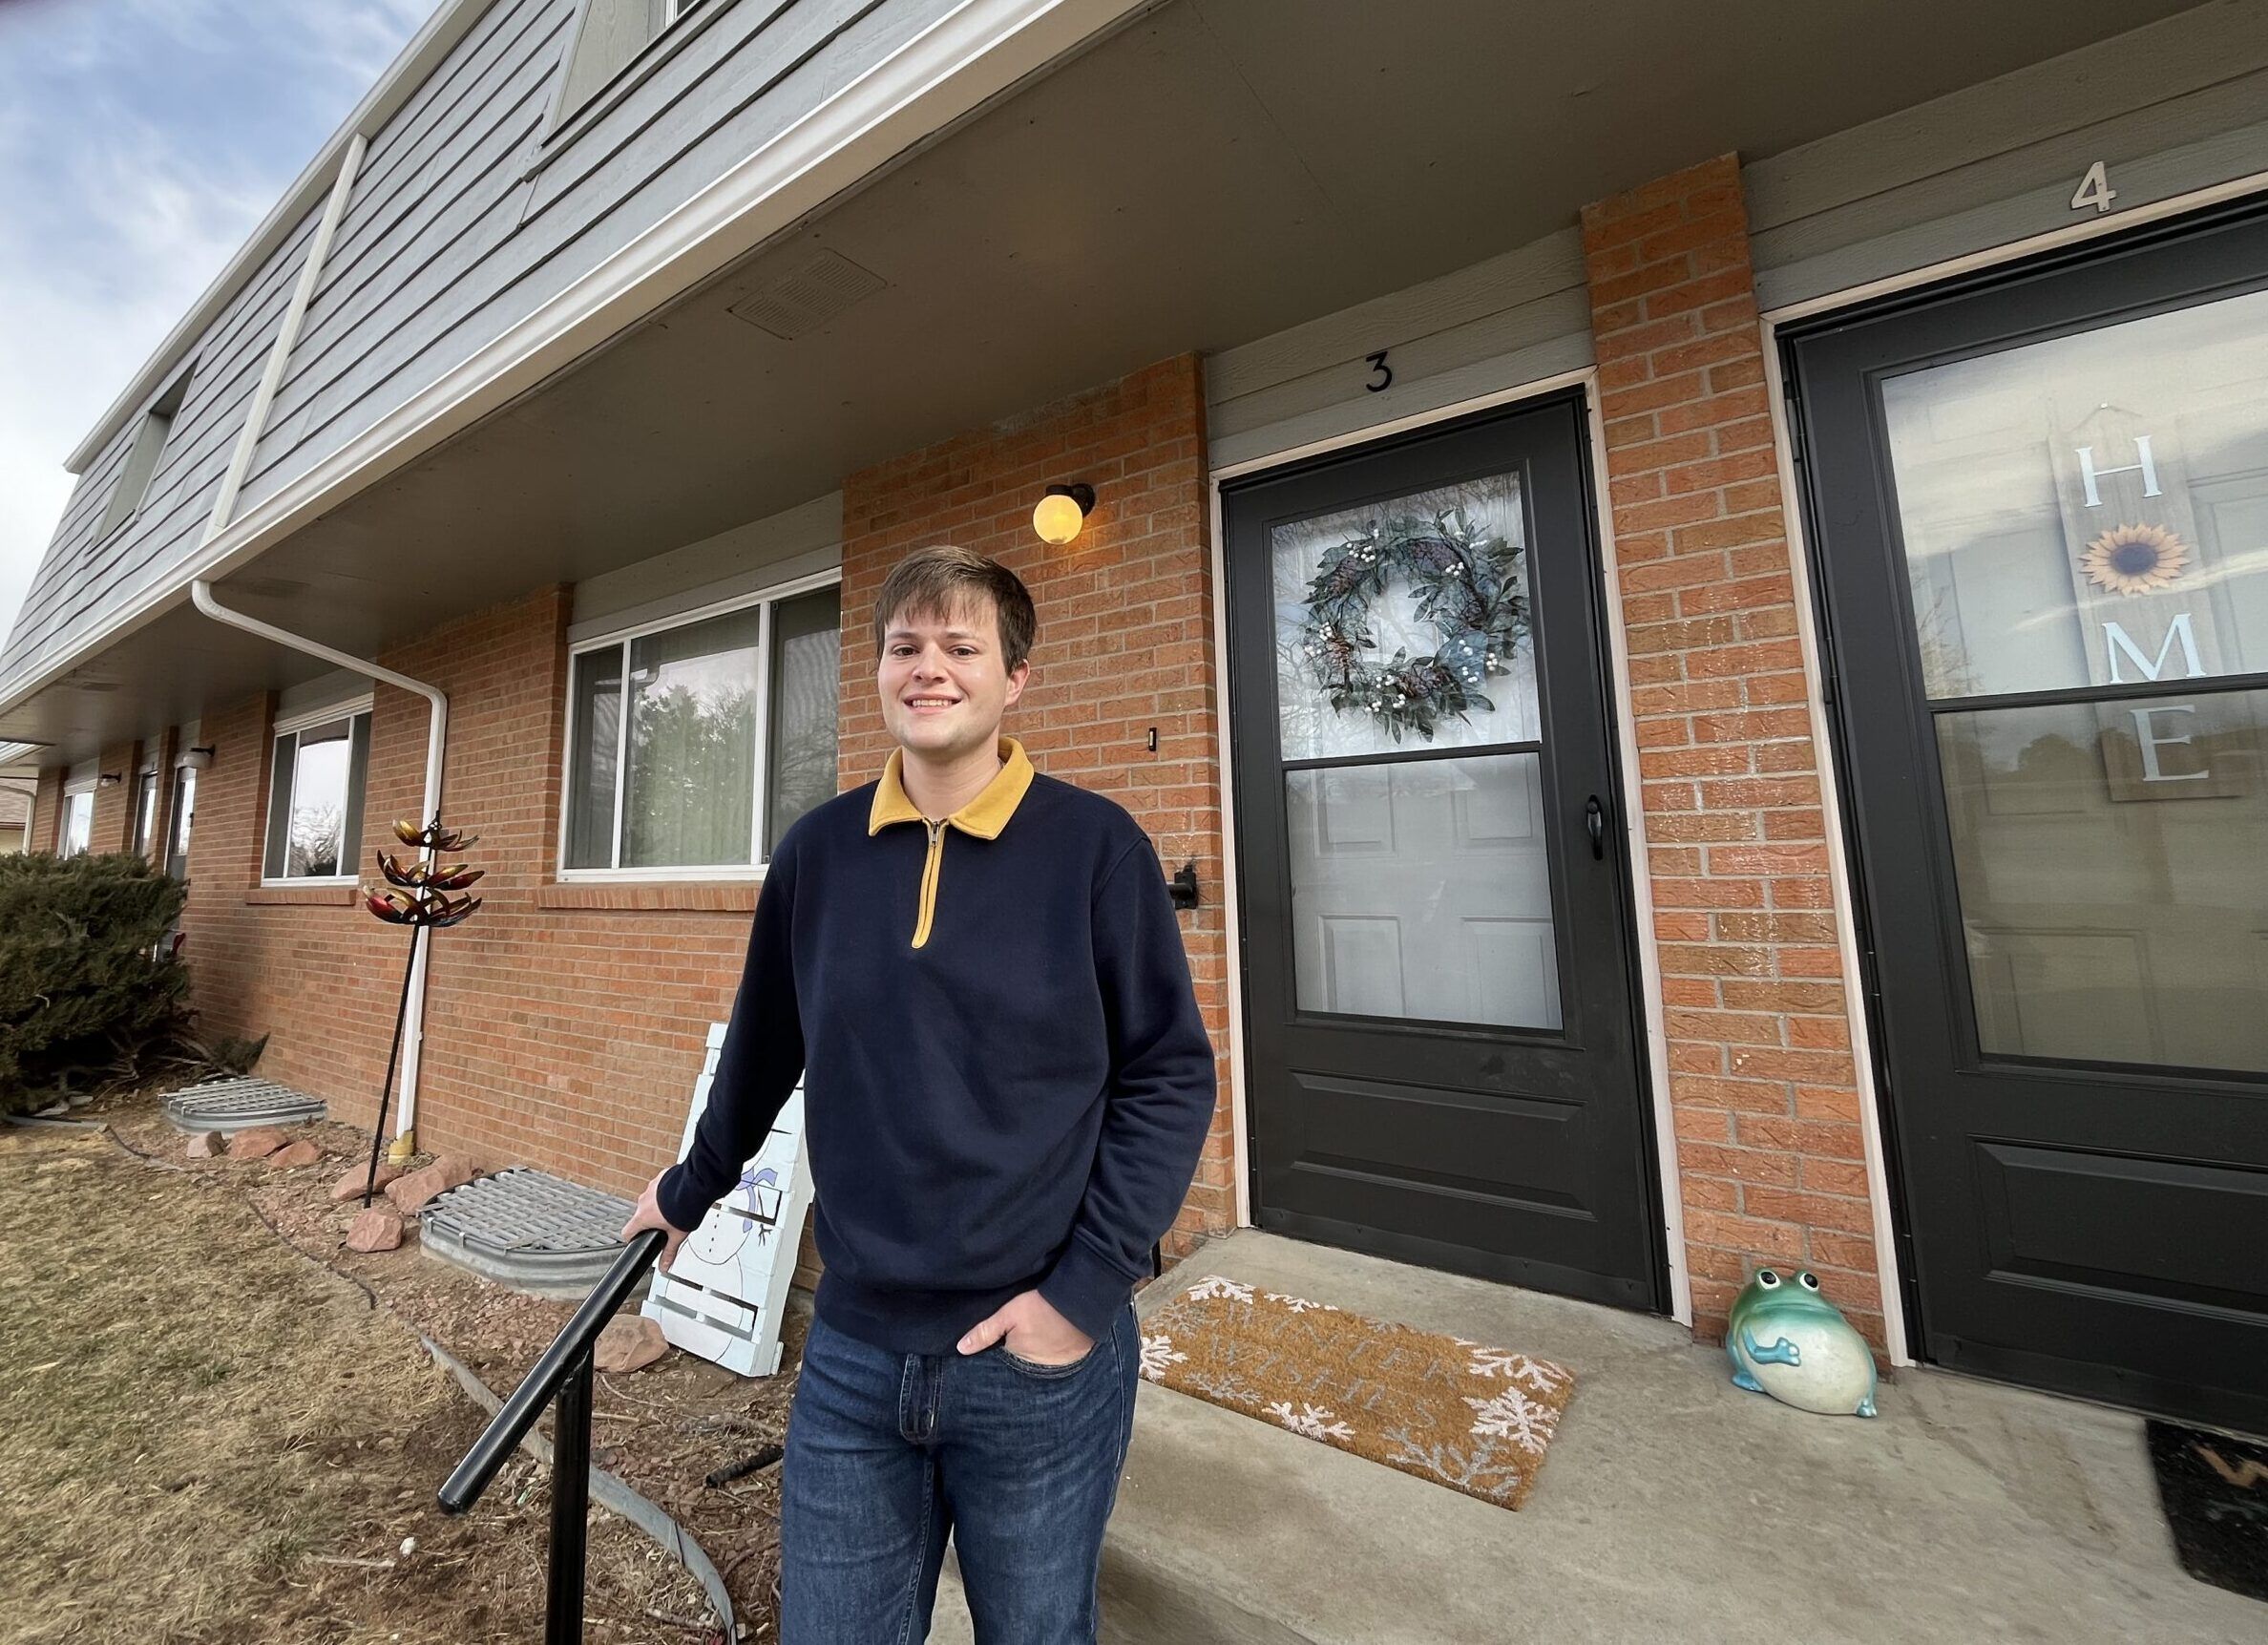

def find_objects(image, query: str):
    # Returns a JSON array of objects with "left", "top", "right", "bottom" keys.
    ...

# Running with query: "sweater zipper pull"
[{"left": 914, "top": 817, "right": 945, "bottom": 949}]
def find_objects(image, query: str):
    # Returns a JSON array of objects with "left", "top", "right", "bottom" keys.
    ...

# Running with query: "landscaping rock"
[
  {"left": 384, "top": 1154, "right": 483, "bottom": 1216},
  {"left": 226, "top": 1127, "right": 289, "bottom": 1159},
  {"left": 183, "top": 1131, "right": 225, "bottom": 1159},
  {"left": 346, "top": 1208, "right": 405, "bottom": 1253},
  {"left": 329, "top": 1165, "right": 402, "bottom": 1203},
  {"left": 594, "top": 1316, "right": 668, "bottom": 1374},
  {"left": 267, "top": 1139, "right": 323, "bottom": 1170}
]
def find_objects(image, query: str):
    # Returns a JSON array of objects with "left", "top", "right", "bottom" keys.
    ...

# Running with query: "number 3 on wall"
[{"left": 2071, "top": 160, "right": 2117, "bottom": 216}]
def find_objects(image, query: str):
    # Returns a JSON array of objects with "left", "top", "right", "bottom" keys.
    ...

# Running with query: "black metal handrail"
[{"left": 438, "top": 1227, "right": 667, "bottom": 1644}]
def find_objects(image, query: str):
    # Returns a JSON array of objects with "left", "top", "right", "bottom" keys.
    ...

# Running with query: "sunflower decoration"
[{"left": 2080, "top": 522, "right": 2190, "bottom": 598}]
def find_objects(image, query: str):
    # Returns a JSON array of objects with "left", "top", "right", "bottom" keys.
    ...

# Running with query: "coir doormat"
[
  {"left": 2148, "top": 1421, "right": 2268, "bottom": 1603},
  {"left": 1136, "top": 1275, "right": 1574, "bottom": 1510}
]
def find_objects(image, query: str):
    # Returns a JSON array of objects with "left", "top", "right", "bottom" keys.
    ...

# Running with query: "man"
[{"left": 621, "top": 543, "right": 1218, "bottom": 1643}]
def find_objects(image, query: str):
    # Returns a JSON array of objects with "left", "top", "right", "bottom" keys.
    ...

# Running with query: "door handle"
[{"left": 1586, "top": 795, "right": 1606, "bottom": 860}]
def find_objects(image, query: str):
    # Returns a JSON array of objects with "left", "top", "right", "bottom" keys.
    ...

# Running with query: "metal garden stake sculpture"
[{"left": 356, "top": 816, "right": 485, "bottom": 1206}]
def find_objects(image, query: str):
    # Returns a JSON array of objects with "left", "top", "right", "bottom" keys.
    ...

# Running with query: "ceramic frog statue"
[{"left": 1726, "top": 1268, "right": 1878, "bottom": 1418}]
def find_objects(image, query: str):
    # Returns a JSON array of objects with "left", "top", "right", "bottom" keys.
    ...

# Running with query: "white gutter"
[
  {"left": 191, "top": 133, "right": 450, "bottom": 1160},
  {"left": 193, "top": 581, "right": 448, "bottom": 1159}
]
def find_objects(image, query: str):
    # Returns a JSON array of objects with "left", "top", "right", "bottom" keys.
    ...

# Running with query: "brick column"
[
  {"left": 1582, "top": 155, "right": 1883, "bottom": 1348},
  {"left": 91, "top": 740, "right": 139, "bottom": 853},
  {"left": 31, "top": 767, "right": 63, "bottom": 854}
]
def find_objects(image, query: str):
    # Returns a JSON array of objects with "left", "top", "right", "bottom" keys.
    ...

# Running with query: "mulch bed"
[{"left": 89, "top": 1086, "right": 801, "bottom": 1643}]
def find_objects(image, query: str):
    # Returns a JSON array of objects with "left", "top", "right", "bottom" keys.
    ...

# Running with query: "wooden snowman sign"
[{"left": 640, "top": 1023, "right": 812, "bottom": 1376}]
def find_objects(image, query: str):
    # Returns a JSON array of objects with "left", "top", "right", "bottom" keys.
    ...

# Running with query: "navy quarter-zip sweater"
[{"left": 657, "top": 737, "right": 1217, "bottom": 1352}]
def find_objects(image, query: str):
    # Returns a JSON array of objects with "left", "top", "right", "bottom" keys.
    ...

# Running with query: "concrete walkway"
[{"left": 929, "top": 1230, "right": 2260, "bottom": 1643}]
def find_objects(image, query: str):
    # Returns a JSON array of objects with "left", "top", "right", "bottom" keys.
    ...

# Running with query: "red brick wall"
[
  {"left": 1582, "top": 155, "right": 1883, "bottom": 1348},
  {"left": 31, "top": 767, "right": 61, "bottom": 854},
  {"left": 91, "top": 740, "right": 138, "bottom": 854},
  {"left": 186, "top": 588, "right": 754, "bottom": 1206},
  {"left": 839, "top": 354, "right": 1234, "bottom": 1263}
]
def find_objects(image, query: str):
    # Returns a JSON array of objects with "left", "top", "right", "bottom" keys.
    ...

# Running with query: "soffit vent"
[{"left": 726, "top": 249, "right": 887, "bottom": 341}]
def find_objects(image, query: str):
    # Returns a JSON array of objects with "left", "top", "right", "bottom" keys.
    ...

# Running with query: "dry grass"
[{"left": 0, "top": 1128, "right": 717, "bottom": 1644}]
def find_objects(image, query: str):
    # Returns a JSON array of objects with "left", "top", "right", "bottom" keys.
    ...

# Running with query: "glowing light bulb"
[{"left": 1033, "top": 491, "right": 1085, "bottom": 546}]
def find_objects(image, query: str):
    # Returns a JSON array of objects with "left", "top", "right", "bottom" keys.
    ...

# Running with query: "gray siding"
[
  {"left": 1749, "top": 4, "right": 2268, "bottom": 309},
  {"left": 235, "top": 0, "right": 942, "bottom": 517},
  {"left": 1206, "top": 228, "right": 1594, "bottom": 473},
  {"left": 0, "top": 202, "right": 325, "bottom": 686}
]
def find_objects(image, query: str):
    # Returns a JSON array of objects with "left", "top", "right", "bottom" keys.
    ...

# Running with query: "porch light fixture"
[
  {"left": 1033, "top": 483, "right": 1095, "bottom": 547},
  {"left": 96, "top": 772, "right": 122, "bottom": 789},
  {"left": 178, "top": 746, "right": 215, "bottom": 771}
]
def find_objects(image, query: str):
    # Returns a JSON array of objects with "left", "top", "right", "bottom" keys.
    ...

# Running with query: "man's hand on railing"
[{"left": 619, "top": 1173, "right": 690, "bottom": 1274}]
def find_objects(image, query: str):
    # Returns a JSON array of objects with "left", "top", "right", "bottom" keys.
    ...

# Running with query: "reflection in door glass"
[
  {"left": 1285, "top": 752, "right": 1562, "bottom": 1029},
  {"left": 1881, "top": 285, "right": 2268, "bottom": 701},
  {"left": 1883, "top": 286, "right": 2268, "bottom": 1074},
  {"left": 1270, "top": 473, "right": 1538, "bottom": 761},
  {"left": 1937, "top": 687, "right": 2268, "bottom": 1073}
]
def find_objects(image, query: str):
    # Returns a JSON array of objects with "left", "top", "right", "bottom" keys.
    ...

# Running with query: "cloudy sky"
[{"left": 0, "top": 0, "right": 431, "bottom": 649}]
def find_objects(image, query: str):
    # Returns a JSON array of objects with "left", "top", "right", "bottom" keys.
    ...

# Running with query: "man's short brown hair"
[{"left": 872, "top": 545, "right": 1038, "bottom": 673}]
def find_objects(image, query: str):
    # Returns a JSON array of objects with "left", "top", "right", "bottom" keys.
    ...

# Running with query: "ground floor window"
[
  {"left": 58, "top": 788, "right": 93, "bottom": 857},
  {"left": 562, "top": 579, "right": 841, "bottom": 875},
  {"left": 165, "top": 767, "right": 195, "bottom": 881},
  {"left": 130, "top": 765, "right": 158, "bottom": 858},
  {"left": 263, "top": 703, "right": 372, "bottom": 882}
]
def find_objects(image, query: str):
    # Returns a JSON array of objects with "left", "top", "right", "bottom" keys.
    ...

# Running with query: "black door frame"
[
  {"left": 1780, "top": 196, "right": 2268, "bottom": 1428},
  {"left": 1216, "top": 384, "right": 1671, "bottom": 1315}
]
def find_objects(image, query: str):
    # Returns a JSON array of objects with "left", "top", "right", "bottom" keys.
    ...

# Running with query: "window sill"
[
  {"left": 246, "top": 884, "right": 359, "bottom": 907},
  {"left": 538, "top": 881, "right": 759, "bottom": 912}
]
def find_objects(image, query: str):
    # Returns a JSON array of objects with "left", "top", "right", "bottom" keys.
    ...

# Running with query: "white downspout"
[
  {"left": 191, "top": 133, "right": 450, "bottom": 1160},
  {"left": 189, "top": 581, "right": 447, "bottom": 1160}
]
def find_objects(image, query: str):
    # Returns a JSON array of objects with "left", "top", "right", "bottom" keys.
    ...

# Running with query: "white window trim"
[
  {"left": 262, "top": 697, "right": 375, "bottom": 887},
  {"left": 130, "top": 763, "right": 160, "bottom": 857},
  {"left": 273, "top": 693, "right": 374, "bottom": 738},
  {"left": 556, "top": 566, "right": 839, "bottom": 882},
  {"left": 58, "top": 780, "right": 96, "bottom": 859}
]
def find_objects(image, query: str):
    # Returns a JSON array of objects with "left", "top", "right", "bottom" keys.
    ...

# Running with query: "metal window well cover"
[
  {"left": 419, "top": 1168, "right": 642, "bottom": 1300},
  {"left": 160, "top": 1077, "right": 327, "bottom": 1132}
]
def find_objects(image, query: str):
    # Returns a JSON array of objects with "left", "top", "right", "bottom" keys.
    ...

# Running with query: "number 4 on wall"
[{"left": 2072, "top": 160, "right": 2117, "bottom": 216}]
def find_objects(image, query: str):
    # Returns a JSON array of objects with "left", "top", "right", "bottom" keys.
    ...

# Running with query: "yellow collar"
[{"left": 868, "top": 737, "right": 1035, "bottom": 839}]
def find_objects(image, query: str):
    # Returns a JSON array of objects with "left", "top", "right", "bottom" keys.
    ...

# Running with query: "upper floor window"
[
  {"left": 562, "top": 579, "right": 840, "bottom": 876},
  {"left": 96, "top": 364, "right": 193, "bottom": 539},
  {"left": 555, "top": 0, "right": 709, "bottom": 126},
  {"left": 59, "top": 787, "right": 94, "bottom": 858},
  {"left": 263, "top": 703, "right": 372, "bottom": 883}
]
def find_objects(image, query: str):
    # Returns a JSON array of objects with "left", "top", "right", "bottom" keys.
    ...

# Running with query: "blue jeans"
[{"left": 779, "top": 1298, "right": 1141, "bottom": 1644}]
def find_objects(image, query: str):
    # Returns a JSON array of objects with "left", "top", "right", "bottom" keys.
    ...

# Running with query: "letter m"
[{"left": 2105, "top": 614, "right": 2203, "bottom": 684}]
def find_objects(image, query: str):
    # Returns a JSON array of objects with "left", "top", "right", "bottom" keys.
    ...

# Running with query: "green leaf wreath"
[{"left": 1293, "top": 504, "right": 1528, "bottom": 742}]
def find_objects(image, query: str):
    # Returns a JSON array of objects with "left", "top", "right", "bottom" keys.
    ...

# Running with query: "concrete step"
[{"left": 926, "top": 1230, "right": 2260, "bottom": 1645}]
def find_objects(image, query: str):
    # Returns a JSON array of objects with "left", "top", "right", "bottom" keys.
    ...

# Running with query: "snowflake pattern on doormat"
[{"left": 1136, "top": 1276, "right": 1575, "bottom": 1510}]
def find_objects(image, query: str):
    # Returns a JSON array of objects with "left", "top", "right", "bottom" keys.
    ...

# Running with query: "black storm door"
[
  {"left": 1789, "top": 204, "right": 2268, "bottom": 1434},
  {"left": 1224, "top": 392, "right": 1661, "bottom": 1311}
]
